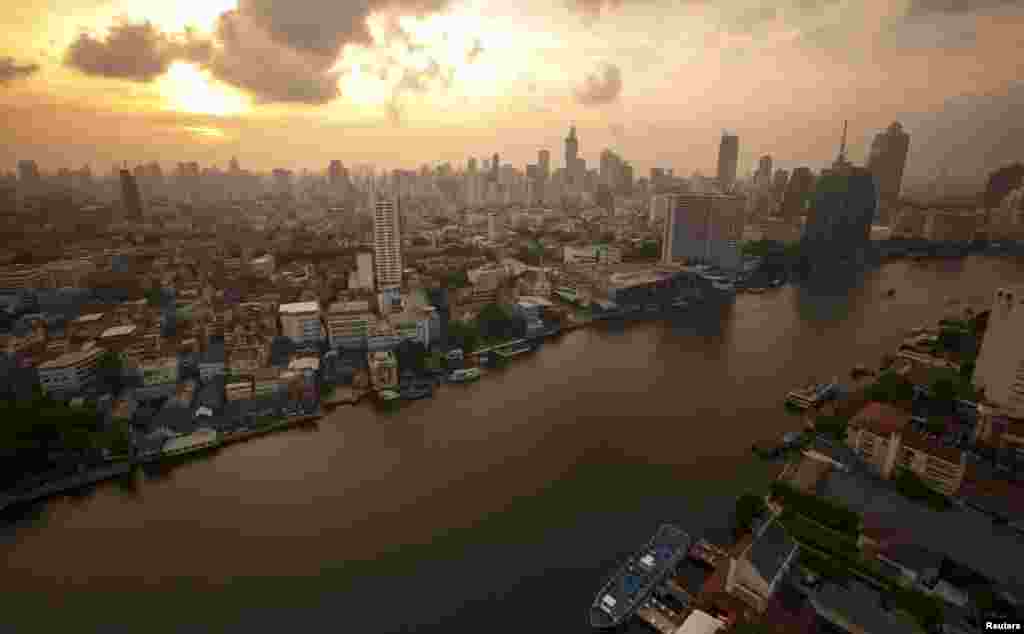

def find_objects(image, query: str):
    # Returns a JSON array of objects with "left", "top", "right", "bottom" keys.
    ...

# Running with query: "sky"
[{"left": 1, "top": 0, "right": 1023, "bottom": 186}]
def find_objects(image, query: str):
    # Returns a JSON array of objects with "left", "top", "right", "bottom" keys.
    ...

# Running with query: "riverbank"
[
  {"left": 0, "top": 460, "right": 132, "bottom": 512},
  {"left": 5, "top": 257, "right": 1021, "bottom": 634}
]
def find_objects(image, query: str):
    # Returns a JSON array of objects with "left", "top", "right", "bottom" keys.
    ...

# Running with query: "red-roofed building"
[{"left": 846, "top": 401, "right": 966, "bottom": 495}]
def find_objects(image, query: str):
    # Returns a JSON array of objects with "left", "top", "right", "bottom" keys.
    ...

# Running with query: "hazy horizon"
[{"left": 3, "top": 0, "right": 1023, "bottom": 186}]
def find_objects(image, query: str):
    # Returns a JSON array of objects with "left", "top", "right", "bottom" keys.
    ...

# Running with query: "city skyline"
[{"left": 2, "top": 1, "right": 1023, "bottom": 184}]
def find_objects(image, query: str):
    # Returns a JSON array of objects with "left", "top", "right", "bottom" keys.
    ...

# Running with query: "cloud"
[
  {"left": 574, "top": 63, "right": 622, "bottom": 105},
  {"left": 905, "top": 0, "right": 1024, "bottom": 18},
  {"left": 466, "top": 38, "right": 484, "bottom": 63},
  {"left": 206, "top": 10, "right": 342, "bottom": 104},
  {"left": 730, "top": 6, "right": 778, "bottom": 33},
  {"left": 0, "top": 57, "right": 40, "bottom": 84},
  {"left": 62, "top": 0, "right": 454, "bottom": 105},
  {"left": 64, "top": 21, "right": 200, "bottom": 82}
]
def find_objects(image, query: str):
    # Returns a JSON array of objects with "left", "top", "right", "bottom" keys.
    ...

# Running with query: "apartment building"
[
  {"left": 279, "top": 301, "right": 323, "bottom": 345},
  {"left": 0, "top": 264, "right": 51, "bottom": 291},
  {"left": 846, "top": 402, "right": 967, "bottom": 495},
  {"left": 325, "top": 300, "right": 376, "bottom": 349}
]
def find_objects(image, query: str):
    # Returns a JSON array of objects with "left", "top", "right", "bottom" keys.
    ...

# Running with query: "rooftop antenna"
[{"left": 833, "top": 120, "right": 851, "bottom": 169}]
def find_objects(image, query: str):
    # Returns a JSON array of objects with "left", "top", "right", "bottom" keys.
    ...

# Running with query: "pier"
[{"left": 0, "top": 461, "right": 133, "bottom": 512}]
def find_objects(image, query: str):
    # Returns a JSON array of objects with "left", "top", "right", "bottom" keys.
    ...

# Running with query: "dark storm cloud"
[
  {"left": 0, "top": 57, "right": 40, "bottom": 84},
  {"left": 574, "top": 63, "right": 622, "bottom": 106},
  {"left": 64, "top": 21, "right": 201, "bottom": 82}
]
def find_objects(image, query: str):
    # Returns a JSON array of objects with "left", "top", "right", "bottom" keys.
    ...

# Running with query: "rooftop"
[
  {"left": 899, "top": 430, "right": 965, "bottom": 465},
  {"left": 850, "top": 401, "right": 910, "bottom": 437},
  {"left": 38, "top": 346, "right": 104, "bottom": 369},
  {"left": 100, "top": 324, "right": 137, "bottom": 338},
  {"left": 279, "top": 301, "right": 320, "bottom": 314},
  {"left": 74, "top": 312, "right": 105, "bottom": 323}
]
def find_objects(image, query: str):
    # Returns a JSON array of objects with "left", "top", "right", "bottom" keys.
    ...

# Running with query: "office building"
[
  {"left": 772, "top": 169, "right": 789, "bottom": 202},
  {"left": 755, "top": 155, "right": 773, "bottom": 188},
  {"left": 348, "top": 251, "right": 374, "bottom": 291},
  {"left": 538, "top": 149, "right": 550, "bottom": 186},
  {"left": 119, "top": 167, "right": 143, "bottom": 218},
  {"left": 17, "top": 160, "right": 40, "bottom": 186},
  {"left": 279, "top": 301, "right": 323, "bottom": 345},
  {"left": 650, "top": 193, "right": 672, "bottom": 223},
  {"left": 781, "top": 167, "right": 815, "bottom": 220},
  {"left": 801, "top": 122, "right": 877, "bottom": 270},
  {"left": 974, "top": 286, "right": 1024, "bottom": 418},
  {"left": 716, "top": 132, "right": 739, "bottom": 191},
  {"left": 373, "top": 197, "right": 402, "bottom": 300},
  {"left": 661, "top": 193, "right": 745, "bottom": 272},
  {"left": 565, "top": 126, "right": 581, "bottom": 187},
  {"left": 488, "top": 212, "right": 501, "bottom": 242},
  {"left": 866, "top": 122, "right": 910, "bottom": 225}
]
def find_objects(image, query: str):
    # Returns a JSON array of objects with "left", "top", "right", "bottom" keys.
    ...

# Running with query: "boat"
[
  {"left": 770, "top": 279, "right": 783, "bottom": 288},
  {"left": 160, "top": 429, "right": 221, "bottom": 459},
  {"left": 493, "top": 342, "right": 533, "bottom": 361},
  {"left": 887, "top": 288, "right": 896, "bottom": 297},
  {"left": 785, "top": 380, "right": 840, "bottom": 410},
  {"left": 448, "top": 367, "right": 481, "bottom": 383},
  {"left": 400, "top": 382, "right": 434, "bottom": 400},
  {"left": 589, "top": 524, "right": 692, "bottom": 630},
  {"left": 375, "top": 389, "right": 401, "bottom": 408}
]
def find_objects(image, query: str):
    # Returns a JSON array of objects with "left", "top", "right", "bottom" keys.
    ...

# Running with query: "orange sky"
[{"left": 1, "top": 0, "right": 1023, "bottom": 185}]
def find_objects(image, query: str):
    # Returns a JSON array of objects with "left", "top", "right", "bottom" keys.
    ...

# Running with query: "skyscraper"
[
  {"left": 866, "top": 122, "right": 910, "bottom": 225},
  {"left": 17, "top": 160, "right": 40, "bottom": 185},
  {"left": 772, "top": 169, "right": 789, "bottom": 202},
  {"left": 661, "top": 193, "right": 745, "bottom": 271},
  {"left": 565, "top": 126, "right": 579, "bottom": 186},
  {"left": 973, "top": 286, "right": 1024, "bottom": 417},
  {"left": 716, "top": 132, "right": 739, "bottom": 191},
  {"left": 119, "top": 164, "right": 143, "bottom": 218},
  {"left": 538, "top": 150, "right": 550, "bottom": 182},
  {"left": 782, "top": 167, "right": 815, "bottom": 220},
  {"left": 373, "top": 197, "right": 403, "bottom": 296},
  {"left": 800, "top": 122, "right": 877, "bottom": 271},
  {"left": 755, "top": 155, "right": 773, "bottom": 188},
  {"left": 491, "top": 153, "right": 500, "bottom": 183}
]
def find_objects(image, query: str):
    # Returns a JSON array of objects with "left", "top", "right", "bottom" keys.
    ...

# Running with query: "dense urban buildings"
[
  {"left": 119, "top": 166, "right": 143, "bottom": 218},
  {"left": 867, "top": 122, "right": 911, "bottom": 226}
]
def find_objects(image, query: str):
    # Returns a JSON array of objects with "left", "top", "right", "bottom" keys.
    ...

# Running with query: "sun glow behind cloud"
[
  {"left": 158, "top": 62, "right": 251, "bottom": 116},
  {"left": 114, "top": 0, "right": 237, "bottom": 34}
]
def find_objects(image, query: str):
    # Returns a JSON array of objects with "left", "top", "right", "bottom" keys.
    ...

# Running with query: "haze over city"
[{"left": 2, "top": 0, "right": 1024, "bottom": 184}]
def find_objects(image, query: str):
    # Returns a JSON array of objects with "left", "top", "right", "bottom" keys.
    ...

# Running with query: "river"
[{"left": 2, "top": 256, "right": 1022, "bottom": 633}]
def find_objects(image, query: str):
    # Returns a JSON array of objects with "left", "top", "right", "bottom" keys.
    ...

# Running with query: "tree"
[
  {"left": 735, "top": 493, "right": 767, "bottom": 535},
  {"left": 95, "top": 350, "right": 125, "bottom": 395},
  {"left": 866, "top": 371, "right": 914, "bottom": 405},
  {"left": 815, "top": 415, "right": 849, "bottom": 441}
]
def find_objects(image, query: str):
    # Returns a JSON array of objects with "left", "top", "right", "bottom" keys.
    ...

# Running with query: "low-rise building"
[
  {"left": 37, "top": 346, "right": 105, "bottom": 395},
  {"left": 325, "top": 300, "right": 376, "bottom": 349},
  {"left": 279, "top": 300, "right": 323, "bottom": 345},
  {"left": 563, "top": 243, "right": 622, "bottom": 266},
  {"left": 725, "top": 514, "right": 799, "bottom": 613},
  {"left": 368, "top": 350, "right": 398, "bottom": 390},
  {"left": 226, "top": 379, "right": 254, "bottom": 401},
  {"left": 846, "top": 402, "right": 967, "bottom": 495},
  {"left": 0, "top": 264, "right": 51, "bottom": 291}
]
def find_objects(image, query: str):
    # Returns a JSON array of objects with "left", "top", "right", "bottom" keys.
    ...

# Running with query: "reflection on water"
[{"left": 2, "top": 257, "right": 1023, "bottom": 633}]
